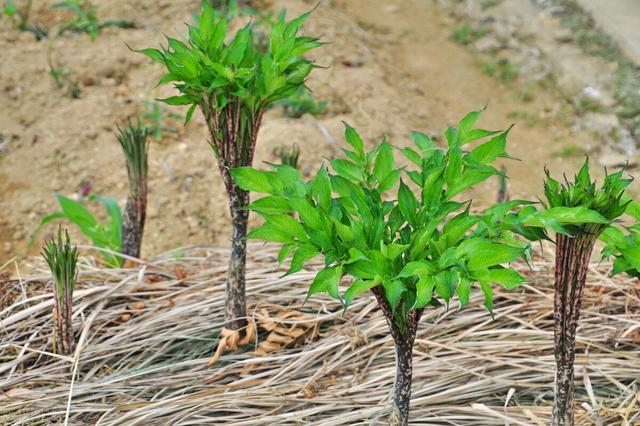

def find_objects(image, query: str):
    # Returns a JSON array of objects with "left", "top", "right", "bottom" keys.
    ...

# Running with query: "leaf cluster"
[
  {"left": 522, "top": 158, "right": 633, "bottom": 236},
  {"left": 233, "top": 109, "right": 534, "bottom": 327},
  {"left": 116, "top": 120, "right": 151, "bottom": 189},
  {"left": 41, "top": 227, "right": 78, "bottom": 300},
  {"left": 136, "top": 1, "right": 322, "bottom": 121}
]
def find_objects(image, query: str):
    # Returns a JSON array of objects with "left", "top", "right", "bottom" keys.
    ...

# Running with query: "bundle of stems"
[
  {"left": 40, "top": 227, "right": 78, "bottom": 355},
  {"left": 116, "top": 120, "right": 151, "bottom": 259}
]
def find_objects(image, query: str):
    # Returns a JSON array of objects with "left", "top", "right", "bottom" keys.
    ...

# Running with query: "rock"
[{"left": 474, "top": 35, "right": 502, "bottom": 52}]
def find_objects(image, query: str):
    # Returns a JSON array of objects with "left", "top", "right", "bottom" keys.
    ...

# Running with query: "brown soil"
[{"left": 0, "top": 0, "right": 623, "bottom": 263}]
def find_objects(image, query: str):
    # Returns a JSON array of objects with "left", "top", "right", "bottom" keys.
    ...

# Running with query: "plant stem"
[
  {"left": 371, "top": 287, "right": 422, "bottom": 425},
  {"left": 552, "top": 229, "right": 598, "bottom": 426},
  {"left": 226, "top": 183, "right": 249, "bottom": 330},
  {"left": 122, "top": 184, "right": 147, "bottom": 258},
  {"left": 204, "top": 98, "right": 264, "bottom": 331}
]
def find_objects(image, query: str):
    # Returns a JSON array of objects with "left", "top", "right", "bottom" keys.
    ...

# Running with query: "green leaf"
[
  {"left": 456, "top": 276, "right": 472, "bottom": 307},
  {"left": 523, "top": 207, "right": 609, "bottom": 229},
  {"left": 414, "top": 276, "right": 436, "bottom": 309},
  {"left": 343, "top": 277, "right": 380, "bottom": 309},
  {"left": 475, "top": 268, "right": 525, "bottom": 290},
  {"left": 246, "top": 224, "right": 294, "bottom": 244},
  {"left": 184, "top": 103, "right": 197, "bottom": 125},
  {"left": 434, "top": 270, "right": 457, "bottom": 303},
  {"left": 345, "top": 259, "right": 380, "bottom": 280},
  {"left": 456, "top": 238, "right": 523, "bottom": 270},
  {"left": 289, "top": 197, "right": 322, "bottom": 229},
  {"left": 398, "top": 180, "right": 417, "bottom": 225},
  {"left": 343, "top": 123, "right": 365, "bottom": 157},
  {"left": 374, "top": 140, "right": 394, "bottom": 185},
  {"left": 479, "top": 281, "right": 494, "bottom": 315},
  {"left": 278, "top": 244, "right": 295, "bottom": 264},
  {"left": 248, "top": 195, "right": 291, "bottom": 214},
  {"left": 307, "top": 265, "right": 342, "bottom": 300},
  {"left": 311, "top": 167, "right": 332, "bottom": 210},
  {"left": 231, "top": 167, "right": 272, "bottom": 193},
  {"left": 157, "top": 95, "right": 194, "bottom": 106},
  {"left": 383, "top": 279, "right": 405, "bottom": 312},
  {"left": 397, "top": 261, "right": 435, "bottom": 278},
  {"left": 331, "top": 159, "right": 364, "bottom": 182},
  {"left": 466, "top": 127, "right": 510, "bottom": 164},
  {"left": 287, "top": 244, "right": 320, "bottom": 275}
]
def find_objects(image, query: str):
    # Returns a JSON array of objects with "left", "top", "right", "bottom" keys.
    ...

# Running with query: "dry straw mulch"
[{"left": 1, "top": 244, "right": 639, "bottom": 425}]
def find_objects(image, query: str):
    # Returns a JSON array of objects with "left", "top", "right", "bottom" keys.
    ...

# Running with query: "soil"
[{"left": 0, "top": 0, "right": 631, "bottom": 263}]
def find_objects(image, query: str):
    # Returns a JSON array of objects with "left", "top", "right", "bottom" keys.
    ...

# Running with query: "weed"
[
  {"left": 39, "top": 194, "right": 123, "bottom": 268},
  {"left": 2, "top": 0, "right": 48, "bottom": 40},
  {"left": 451, "top": 24, "right": 485, "bottom": 45},
  {"left": 273, "top": 86, "right": 328, "bottom": 118},
  {"left": 273, "top": 144, "right": 300, "bottom": 168},
  {"left": 552, "top": 144, "right": 584, "bottom": 158},
  {"left": 140, "top": 101, "right": 182, "bottom": 140},
  {"left": 41, "top": 227, "right": 78, "bottom": 355},
  {"left": 52, "top": 0, "right": 134, "bottom": 41},
  {"left": 483, "top": 58, "right": 518, "bottom": 83}
]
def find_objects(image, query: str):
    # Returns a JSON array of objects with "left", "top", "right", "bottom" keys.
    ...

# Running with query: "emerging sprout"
[
  {"left": 41, "top": 227, "right": 78, "bottom": 355},
  {"left": 116, "top": 120, "right": 151, "bottom": 259}
]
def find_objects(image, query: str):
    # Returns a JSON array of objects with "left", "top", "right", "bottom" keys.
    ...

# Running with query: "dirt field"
[{"left": 0, "top": 0, "right": 627, "bottom": 263}]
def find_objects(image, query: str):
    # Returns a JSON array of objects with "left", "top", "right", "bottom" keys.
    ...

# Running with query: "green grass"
[
  {"left": 451, "top": 24, "right": 486, "bottom": 45},
  {"left": 482, "top": 59, "right": 519, "bottom": 83}
]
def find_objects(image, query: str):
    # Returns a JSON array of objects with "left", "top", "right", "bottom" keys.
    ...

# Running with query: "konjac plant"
[
  {"left": 116, "top": 120, "right": 151, "bottom": 259},
  {"left": 41, "top": 227, "right": 78, "bottom": 355},
  {"left": 135, "top": 2, "right": 321, "bottom": 336},
  {"left": 232, "top": 110, "right": 540, "bottom": 424},
  {"left": 519, "top": 159, "right": 637, "bottom": 425}
]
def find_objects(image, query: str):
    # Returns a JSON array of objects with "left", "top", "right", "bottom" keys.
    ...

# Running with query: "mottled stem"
[
  {"left": 552, "top": 230, "right": 598, "bottom": 426},
  {"left": 371, "top": 287, "right": 422, "bottom": 425},
  {"left": 121, "top": 183, "right": 147, "bottom": 259}
]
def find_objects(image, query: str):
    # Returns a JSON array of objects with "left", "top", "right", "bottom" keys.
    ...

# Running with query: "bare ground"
[{"left": 0, "top": 0, "right": 611, "bottom": 264}]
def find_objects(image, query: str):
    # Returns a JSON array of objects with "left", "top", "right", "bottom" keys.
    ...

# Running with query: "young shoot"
[
  {"left": 41, "top": 227, "right": 78, "bottom": 355},
  {"left": 233, "top": 109, "right": 536, "bottom": 424},
  {"left": 520, "top": 159, "right": 635, "bottom": 425},
  {"left": 116, "top": 120, "right": 151, "bottom": 259},
  {"left": 273, "top": 144, "right": 300, "bottom": 169},
  {"left": 52, "top": 0, "right": 134, "bottom": 41},
  {"left": 134, "top": 1, "right": 322, "bottom": 334}
]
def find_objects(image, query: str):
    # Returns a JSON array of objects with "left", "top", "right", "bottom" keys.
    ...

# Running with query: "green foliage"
[
  {"left": 48, "top": 60, "right": 81, "bottom": 99},
  {"left": 52, "top": 0, "right": 133, "bottom": 41},
  {"left": 42, "top": 227, "right": 78, "bottom": 300},
  {"left": 136, "top": 2, "right": 322, "bottom": 121},
  {"left": 273, "top": 144, "right": 300, "bottom": 168},
  {"left": 483, "top": 59, "right": 519, "bottom": 83},
  {"left": 116, "top": 120, "right": 151, "bottom": 190},
  {"left": 233, "top": 109, "right": 534, "bottom": 328},
  {"left": 522, "top": 159, "right": 632, "bottom": 235},
  {"left": 2, "top": 0, "right": 48, "bottom": 39},
  {"left": 451, "top": 24, "right": 486, "bottom": 46},
  {"left": 39, "top": 194, "right": 123, "bottom": 267},
  {"left": 273, "top": 86, "right": 328, "bottom": 118},
  {"left": 41, "top": 227, "right": 78, "bottom": 354},
  {"left": 140, "top": 101, "right": 183, "bottom": 140}
]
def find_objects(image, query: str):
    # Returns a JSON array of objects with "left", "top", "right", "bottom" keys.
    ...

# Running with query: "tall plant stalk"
[
  {"left": 135, "top": 2, "right": 321, "bottom": 333},
  {"left": 234, "top": 110, "right": 542, "bottom": 424},
  {"left": 522, "top": 160, "right": 634, "bottom": 425},
  {"left": 41, "top": 228, "right": 78, "bottom": 355},
  {"left": 116, "top": 121, "right": 150, "bottom": 259}
]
